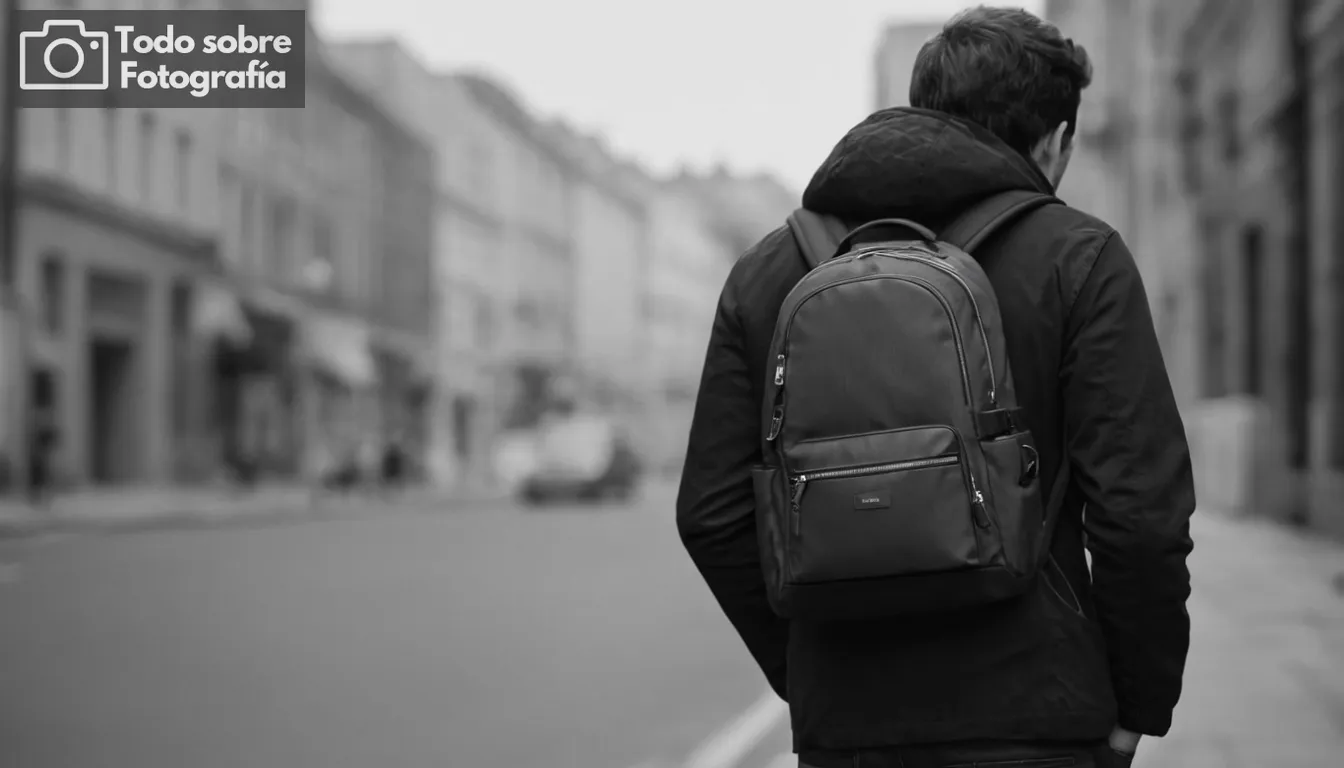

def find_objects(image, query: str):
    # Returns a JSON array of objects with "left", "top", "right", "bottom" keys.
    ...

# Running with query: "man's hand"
[{"left": 1107, "top": 726, "right": 1141, "bottom": 756}]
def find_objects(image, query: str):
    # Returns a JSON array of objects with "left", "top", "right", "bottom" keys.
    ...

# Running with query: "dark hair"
[{"left": 909, "top": 6, "right": 1093, "bottom": 154}]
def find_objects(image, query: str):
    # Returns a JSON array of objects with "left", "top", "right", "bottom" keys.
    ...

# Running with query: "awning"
[
  {"left": 302, "top": 314, "right": 377, "bottom": 389},
  {"left": 409, "top": 353, "right": 436, "bottom": 389},
  {"left": 193, "top": 284, "right": 252, "bottom": 345},
  {"left": 373, "top": 345, "right": 436, "bottom": 391}
]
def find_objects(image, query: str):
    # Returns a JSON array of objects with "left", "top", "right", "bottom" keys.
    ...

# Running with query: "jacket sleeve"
[
  {"left": 1061, "top": 232, "right": 1196, "bottom": 737},
  {"left": 676, "top": 268, "right": 790, "bottom": 702}
]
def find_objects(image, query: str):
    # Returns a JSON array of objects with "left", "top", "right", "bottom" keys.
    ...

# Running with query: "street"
[
  {"left": 0, "top": 482, "right": 770, "bottom": 768},
  {"left": 2, "top": 484, "right": 1343, "bottom": 768}
]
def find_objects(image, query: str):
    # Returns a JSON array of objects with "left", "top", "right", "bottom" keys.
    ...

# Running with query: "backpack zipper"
[
  {"left": 877, "top": 247, "right": 1000, "bottom": 406},
  {"left": 766, "top": 354, "right": 787, "bottom": 441},
  {"left": 766, "top": 404, "right": 784, "bottom": 441},
  {"left": 796, "top": 454, "right": 959, "bottom": 486},
  {"left": 773, "top": 274, "right": 973, "bottom": 442},
  {"left": 789, "top": 454, "right": 989, "bottom": 535}
]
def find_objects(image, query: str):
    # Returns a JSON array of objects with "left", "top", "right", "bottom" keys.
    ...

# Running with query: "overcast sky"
[{"left": 314, "top": 1, "right": 1045, "bottom": 193}]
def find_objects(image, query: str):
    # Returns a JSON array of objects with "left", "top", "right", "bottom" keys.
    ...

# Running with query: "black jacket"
[{"left": 676, "top": 108, "right": 1196, "bottom": 754}]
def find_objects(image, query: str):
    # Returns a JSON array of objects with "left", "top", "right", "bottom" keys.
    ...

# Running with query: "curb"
[{"left": 0, "top": 489, "right": 514, "bottom": 540}]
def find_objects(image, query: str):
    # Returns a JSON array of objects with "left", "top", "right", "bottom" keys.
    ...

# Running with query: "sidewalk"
[
  {"left": 728, "top": 510, "right": 1344, "bottom": 768},
  {"left": 1131, "top": 510, "right": 1344, "bottom": 767},
  {"left": 0, "top": 482, "right": 511, "bottom": 539}
]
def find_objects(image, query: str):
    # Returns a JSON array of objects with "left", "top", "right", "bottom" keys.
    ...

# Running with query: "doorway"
[
  {"left": 1287, "top": 232, "right": 1311, "bottom": 470},
  {"left": 452, "top": 395, "right": 474, "bottom": 463},
  {"left": 89, "top": 336, "right": 135, "bottom": 483}
]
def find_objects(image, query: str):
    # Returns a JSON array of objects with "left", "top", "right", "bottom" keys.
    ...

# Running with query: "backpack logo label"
[{"left": 854, "top": 491, "right": 890, "bottom": 510}]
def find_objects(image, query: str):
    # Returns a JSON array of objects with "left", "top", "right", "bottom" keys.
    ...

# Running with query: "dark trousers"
[{"left": 800, "top": 739, "right": 1135, "bottom": 768}]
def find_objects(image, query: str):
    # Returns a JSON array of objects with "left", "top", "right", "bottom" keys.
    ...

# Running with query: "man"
[{"left": 676, "top": 6, "right": 1196, "bottom": 768}]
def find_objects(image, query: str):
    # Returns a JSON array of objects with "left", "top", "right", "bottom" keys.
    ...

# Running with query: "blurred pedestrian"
[
  {"left": 380, "top": 431, "right": 407, "bottom": 496},
  {"left": 676, "top": 8, "right": 1194, "bottom": 768},
  {"left": 26, "top": 412, "right": 58, "bottom": 508}
]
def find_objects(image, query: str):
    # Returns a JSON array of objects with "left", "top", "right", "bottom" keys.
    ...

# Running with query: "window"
[
  {"left": 137, "top": 110, "right": 156, "bottom": 202},
  {"left": 174, "top": 129, "right": 192, "bottom": 211},
  {"left": 473, "top": 297, "right": 494, "bottom": 349},
  {"left": 103, "top": 108, "right": 119, "bottom": 192},
  {"left": 218, "top": 163, "right": 238, "bottom": 264},
  {"left": 171, "top": 283, "right": 193, "bottom": 435},
  {"left": 1199, "top": 217, "right": 1226, "bottom": 398},
  {"left": 515, "top": 297, "right": 540, "bottom": 328},
  {"left": 452, "top": 396, "right": 473, "bottom": 459},
  {"left": 1153, "top": 166, "right": 1168, "bottom": 204},
  {"left": 30, "top": 367, "right": 57, "bottom": 412},
  {"left": 311, "top": 214, "right": 336, "bottom": 292},
  {"left": 312, "top": 214, "right": 334, "bottom": 265},
  {"left": 1241, "top": 225, "right": 1263, "bottom": 396},
  {"left": 239, "top": 181, "right": 256, "bottom": 270},
  {"left": 1218, "top": 91, "right": 1241, "bottom": 163},
  {"left": 39, "top": 254, "right": 65, "bottom": 333},
  {"left": 54, "top": 108, "right": 71, "bottom": 173},
  {"left": 466, "top": 140, "right": 492, "bottom": 198},
  {"left": 266, "top": 194, "right": 296, "bottom": 281},
  {"left": 1287, "top": 231, "right": 1312, "bottom": 469},
  {"left": 1175, "top": 71, "right": 1202, "bottom": 192},
  {"left": 219, "top": 107, "right": 239, "bottom": 144}
]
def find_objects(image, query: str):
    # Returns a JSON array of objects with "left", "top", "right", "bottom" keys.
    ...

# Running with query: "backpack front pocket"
[{"left": 788, "top": 428, "right": 984, "bottom": 583}]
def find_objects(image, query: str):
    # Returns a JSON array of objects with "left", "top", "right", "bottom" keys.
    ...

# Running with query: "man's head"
[{"left": 909, "top": 6, "right": 1093, "bottom": 188}]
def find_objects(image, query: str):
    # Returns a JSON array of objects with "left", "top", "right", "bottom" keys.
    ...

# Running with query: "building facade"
[
  {"left": 873, "top": 22, "right": 944, "bottom": 110},
  {"left": 664, "top": 168, "right": 796, "bottom": 258},
  {"left": 353, "top": 70, "right": 437, "bottom": 470},
  {"left": 542, "top": 121, "right": 651, "bottom": 417},
  {"left": 1299, "top": 0, "right": 1344, "bottom": 535},
  {"left": 1043, "top": 1, "right": 1138, "bottom": 236},
  {"left": 209, "top": 30, "right": 435, "bottom": 481},
  {"left": 451, "top": 74, "right": 577, "bottom": 431},
  {"left": 330, "top": 40, "right": 517, "bottom": 490},
  {"left": 1044, "top": 0, "right": 1199, "bottom": 399},
  {"left": 643, "top": 189, "right": 734, "bottom": 473},
  {"left": 0, "top": 7, "right": 437, "bottom": 494},
  {"left": 1045, "top": 0, "right": 1344, "bottom": 538},
  {"left": 5, "top": 84, "right": 223, "bottom": 486},
  {"left": 1136, "top": 0, "right": 1323, "bottom": 530}
]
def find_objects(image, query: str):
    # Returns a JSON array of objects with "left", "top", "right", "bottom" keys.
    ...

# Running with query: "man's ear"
[
  {"left": 1033, "top": 121, "right": 1070, "bottom": 161},
  {"left": 1056, "top": 121, "right": 1074, "bottom": 155}
]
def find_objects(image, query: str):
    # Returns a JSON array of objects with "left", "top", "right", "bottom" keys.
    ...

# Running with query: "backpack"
[{"left": 752, "top": 190, "right": 1066, "bottom": 621}]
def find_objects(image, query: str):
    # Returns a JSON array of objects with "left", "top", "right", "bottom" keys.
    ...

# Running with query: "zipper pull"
[
  {"left": 791, "top": 476, "right": 807, "bottom": 509},
  {"left": 773, "top": 354, "right": 786, "bottom": 386},
  {"left": 971, "top": 487, "right": 991, "bottom": 529},
  {"left": 791, "top": 477, "right": 807, "bottom": 536},
  {"left": 766, "top": 405, "right": 784, "bottom": 441}
]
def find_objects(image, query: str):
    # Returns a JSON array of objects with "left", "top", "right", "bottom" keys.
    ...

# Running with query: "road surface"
[
  {"left": 4, "top": 485, "right": 1342, "bottom": 768},
  {"left": 0, "top": 482, "right": 776, "bottom": 768}
]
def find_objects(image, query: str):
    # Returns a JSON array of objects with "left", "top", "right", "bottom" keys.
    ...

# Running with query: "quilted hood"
[{"left": 802, "top": 107, "right": 1056, "bottom": 226}]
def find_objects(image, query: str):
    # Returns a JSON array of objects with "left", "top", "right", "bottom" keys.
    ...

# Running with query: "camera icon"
[{"left": 18, "top": 20, "right": 110, "bottom": 91}]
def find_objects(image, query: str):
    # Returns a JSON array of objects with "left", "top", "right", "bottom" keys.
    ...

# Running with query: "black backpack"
[{"left": 752, "top": 190, "right": 1066, "bottom": 621}]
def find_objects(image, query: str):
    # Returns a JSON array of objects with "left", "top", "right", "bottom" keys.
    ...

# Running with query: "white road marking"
[{"left": 683, "top": 689, "right": 789, "bottom": 768}]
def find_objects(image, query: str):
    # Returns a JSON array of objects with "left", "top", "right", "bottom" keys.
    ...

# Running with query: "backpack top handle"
[{"left": 835, "top": 218, "right": 938, "bottom": 256}]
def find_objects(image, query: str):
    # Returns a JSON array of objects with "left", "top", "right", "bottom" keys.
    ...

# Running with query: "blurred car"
[{"left": 519, "top": 413, "right": 643, "bottom": 505}]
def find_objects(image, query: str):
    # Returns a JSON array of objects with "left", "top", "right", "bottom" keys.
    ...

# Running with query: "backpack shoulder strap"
[
  {"left": 939, "top": 190, "right": 1060, "bottom": 254},
  {"left": 786, "top": 208, "right": 850, "bottom": 271}
]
